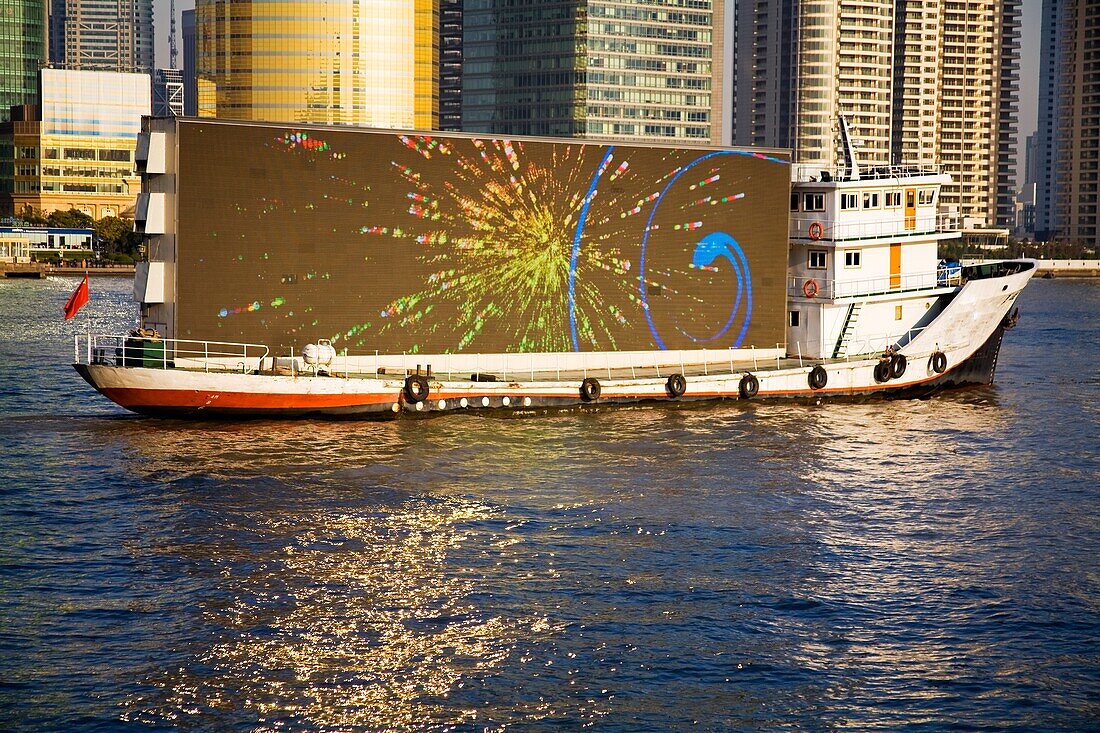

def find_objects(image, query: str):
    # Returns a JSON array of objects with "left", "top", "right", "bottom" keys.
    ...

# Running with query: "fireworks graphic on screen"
[
  {"left": 358, "top": 138, "right": 640, "bottom": 353},
  {"left": 247, "top": 130, "right": 788, "bottom": 354}
]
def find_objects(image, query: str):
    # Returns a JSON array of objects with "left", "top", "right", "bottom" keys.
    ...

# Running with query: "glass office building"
[
  {"left": 49, "top": 0, "right": 155, "bottom": 73},
  {"left": 196, "top": 0, "right": 439, "bottom": 129},
  {"left": 0, "top": 0, "right": 47, "bottom": 122},
  {"left": 461, "top": 0, "right": 724, "bottom": 143},
  {"left": 1, "top": 69, "right": 150, "bottom": 219}
]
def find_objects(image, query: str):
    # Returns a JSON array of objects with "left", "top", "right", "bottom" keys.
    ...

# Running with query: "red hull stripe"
[
  {"left": 101, "top": 388, "right": 396, "bottom": 410},
  {"left": 100, "top": 365, "right": 955, "bottom": 411}
]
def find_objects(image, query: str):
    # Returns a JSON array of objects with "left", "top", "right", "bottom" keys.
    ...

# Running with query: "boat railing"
[
  {"left": 792, "top": 163, "right": 944, "bottom": 183},
  {"left": 76, "top": 333, "right": 269, "bottom": 373},
  {"left": 76, "top": 331, "right": 965, "bottom": 383},
  {"left": 788, "top": 268, "right": 961, "bottom": 300},
  {"left": 790, "top": 212, "right": 958, "bottom": 241}
]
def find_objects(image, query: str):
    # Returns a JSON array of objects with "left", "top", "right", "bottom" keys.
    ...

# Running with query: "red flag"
[{"left": 63, "top": 274, "right": 89, "bottom": 320}]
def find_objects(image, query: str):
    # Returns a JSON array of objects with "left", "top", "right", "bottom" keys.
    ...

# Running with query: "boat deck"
[{"left": 275, "top": 355, "right": 870, "bottom": 384}]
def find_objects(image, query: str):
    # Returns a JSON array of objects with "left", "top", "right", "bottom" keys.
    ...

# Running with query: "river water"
[{"left": 0, "top": 275, "right": 1097, "bottom": 731}]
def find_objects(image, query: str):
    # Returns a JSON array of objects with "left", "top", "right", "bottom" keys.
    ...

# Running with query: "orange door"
[
  {"left": 904, "top": 188, "right": 916, "bottom": 230},
  {"left": 890, "top": 242, "right": 902, "bottom": 289}
]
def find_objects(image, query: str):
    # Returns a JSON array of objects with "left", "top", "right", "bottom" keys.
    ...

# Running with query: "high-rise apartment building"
[
  {"left": 736, "top": 0, "right": 1018, "bottom": 227},
  {"left": 49, "top": 0, "right": 155, "bottom": 73},
  {"left": 1055, "top": 0, "right": 1100, "bottom": 244},
  {"left": 0, "top": 0, "right": 48, "bottom": 122},
  {"left": 735, "top": 0, "right": 893, "bottom": 166},
  {"left": 892, "top": 0, "right": 1020, "bottom": 228},
  {"left": 0, "top": 68, "right": 150, "bottom": 219},
  {"left": 195, "top": 0, "right": 438, "bottom": 129},
  {"left": 1034, "top": 0, "right": 1062, "bottom": 239},
  {"left": 462, "top": 0, "right": 725, "bottom": 144}
]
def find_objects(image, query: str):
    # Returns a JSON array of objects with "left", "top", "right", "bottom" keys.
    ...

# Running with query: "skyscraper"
[
  {"left": 195, "top": 0, "right": 438, "bottom": 129},
  {"left": 438, "top": 0, "right": 463, "bottom": 131},
  {"left": 152, "top": 68, "right": 184, "bottom": 117},
  {"left": 181, "top": 9, "right": 196, "bottom": 117},
  {"left": 0, "top": 0, "right": 47, "bottom": 122},
  {"left": 735, "top": 0, "right": 894, "bottom": 166},
  {"left": 49, "top": 0, "right": 155, "bottom": 73},
  {"left": 1055, "top": 0, "right": 1100, "bottom": 244},
  {"left": 1033, "top": 0, "right": 1062, "bottom": 239},
  {"left": 736, "top": 0, "right": 1019, "bottom": 228},
  {"left": 462, "top": 0, "right": 725, "bottom": 144},
  {"left": 891, "top": 0, "right": 1020, "bottom": 228}
]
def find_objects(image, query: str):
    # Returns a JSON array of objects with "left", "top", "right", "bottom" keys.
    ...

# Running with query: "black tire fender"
[
  {"left": 873, "top": 359, "right": 892, "bottom": 383},
  {"left": 403, "top": 374, "right": 430, "bottom": 403},
  {"left": 929, "top": 351, "right": 947, "bottom": 374},
  {"left": 739, "top": 373, "right": 759, "bottom": 399},
  {"left": 890, "top": 353, "right": 907, "bottom": 379},
  {"left": 580, "top": 377, "right": 601, "bottom": 402},
  {"left": 808, "top": 365, "right": 828, "bottom": 390},
  {"left": 665, "top": 373, "right": 687, "bottom": 398}
]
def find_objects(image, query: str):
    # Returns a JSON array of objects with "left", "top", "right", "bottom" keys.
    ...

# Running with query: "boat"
[{"left": 73, "top": 119, "right": 1035, "bottom": 418}]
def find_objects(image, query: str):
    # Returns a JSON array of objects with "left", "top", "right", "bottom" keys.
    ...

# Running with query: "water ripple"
[{"left": 0, "top": 277, "right": 1097, "bottom": 731}]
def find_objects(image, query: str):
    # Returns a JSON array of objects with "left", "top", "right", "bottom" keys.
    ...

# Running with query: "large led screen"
[{"left": 176, "top": 121, "right": 791, "bottom": 355}]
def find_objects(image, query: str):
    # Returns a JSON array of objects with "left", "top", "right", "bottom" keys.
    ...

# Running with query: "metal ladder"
[{"left": 832, "top": 301, "right": 863, "bottom": 358}]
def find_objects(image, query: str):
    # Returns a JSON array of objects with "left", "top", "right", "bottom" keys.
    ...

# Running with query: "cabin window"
[
  {"left": 840, "top": 193, "right": 858, "bottom": 210},
  {"left": 906, "top": 190, "right": 916, "bottom": 207},
  {"left": 790, "top": 192, "right": 800, "bottom": 211},
  {"left": 895, "top": 305, "right": 903, "bottom": 320},
  {"left": 803, "top": 193, "right": 825, "bottom": 211},
  {"left": 918, "top": 189, "right": 936, "bottom": 205},
  {"left": 809, "top": 250, "right": 827, "bottom": 269},
  {"left": 844, "top": 250, "right": 862, "bottom": 268},
  {"left": 862, "top": 192, "right": 880, "bottom": 209},
  {"left": 886, "top": 191, "right": 902, "bottom": 207},
  {"left": 789, "top": 310, "right": 800, "bottom": 327}
]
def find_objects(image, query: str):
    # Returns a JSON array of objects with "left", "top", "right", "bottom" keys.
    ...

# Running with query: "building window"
[
  {"left": 886, "top": 191, "right": 902, "bottom": 207},
  {"left": 844, "top": 250, "right": 862, "bottom": 267},
  {"left": 809, "top": 250, "right": 827, "bottom": 269},
  {"left": 862, "top": 192, "right": 880, "bottom": 209},
  {"left": 803, "top": 193, "right": 825, "bottom": 211},
  {"left": 789, "top": 310, "right": 800, "bottom": 327},
  {"left": 840, "top": 192, "right": 858, "bottom": 210},
  {"left": 790, "top": 192, "right": 799, "bottom": 211}
]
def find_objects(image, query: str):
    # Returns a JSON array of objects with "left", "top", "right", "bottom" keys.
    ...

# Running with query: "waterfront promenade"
[{"left": 0, "top": 263, "right": 135, "bottom": 278}]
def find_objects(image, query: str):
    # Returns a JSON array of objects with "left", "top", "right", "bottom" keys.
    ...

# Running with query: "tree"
[
  {"left": 16, "top": 205, "right": 48, "bottom": 226},
  {"left": 94, "top": 216, "right": 133, "bottom": 245},
  {"left": 94, "top": 215, "right": 142, "bottom": 259},
  {"left": 47, "top": 208, "right": 95, "bottom": 229}
]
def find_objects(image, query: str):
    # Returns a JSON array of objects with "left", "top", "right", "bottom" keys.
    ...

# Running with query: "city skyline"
[{"left": 152, "top": 0, "right": 1044, "bottom": 190}]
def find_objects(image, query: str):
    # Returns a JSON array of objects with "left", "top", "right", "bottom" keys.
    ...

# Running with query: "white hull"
[{"left": 75, "top": 263, "right": 1034, "bottom": 419}]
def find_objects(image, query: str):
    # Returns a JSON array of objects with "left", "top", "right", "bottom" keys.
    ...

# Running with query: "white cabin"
[{"left": 786, "top": 163, "right": 960, "bottom": 359}]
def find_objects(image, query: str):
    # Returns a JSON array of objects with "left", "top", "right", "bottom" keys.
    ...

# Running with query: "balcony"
[
  {"left": 788, "top": 268, "right": 961, "bottom": 300},
  {"left": 790, "top": 212, "right": 958, "bottom": 241}
]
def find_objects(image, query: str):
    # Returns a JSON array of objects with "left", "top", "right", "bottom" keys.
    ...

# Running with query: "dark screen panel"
[{"left": 177, "top": 121, "right": 791, "bottom": 354}]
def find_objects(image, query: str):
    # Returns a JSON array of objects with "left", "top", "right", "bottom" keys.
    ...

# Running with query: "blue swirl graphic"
[
  {"left": 569, "top": 148, "right": 780, "bottom": 352},
  {"left": 569, "top": 147, "right": 616, "bottom": 351},
  {"left": 680, "top": 232, "right": 753, "bottom": 345},
  {"left": 639, "top": 151, "right": 755, "bottom": 350}
]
